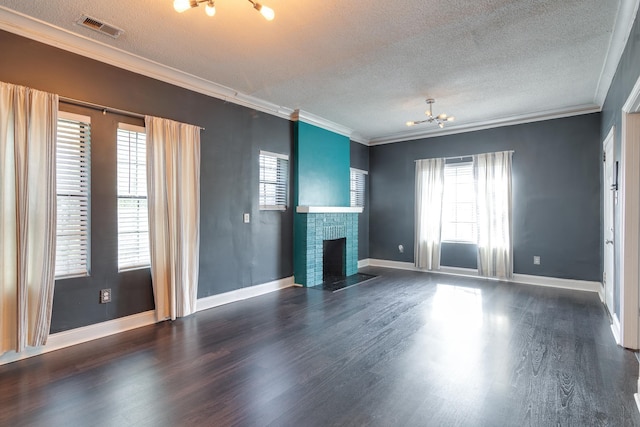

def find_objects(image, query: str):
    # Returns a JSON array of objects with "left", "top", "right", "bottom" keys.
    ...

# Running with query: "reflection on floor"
[
  {"left": 1, "top": 266, "right": 639, "bottom": 426},
  {"left": 310, "top": 273, "right": 377, "bottom": 292}
]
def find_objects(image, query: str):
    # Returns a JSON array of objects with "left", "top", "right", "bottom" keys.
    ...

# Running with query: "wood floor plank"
[{"left": 1, "top": 267, "right": 639, "bottom": 426}]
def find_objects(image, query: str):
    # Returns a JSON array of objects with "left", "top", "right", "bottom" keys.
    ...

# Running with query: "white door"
[{"left": 603, "top": 129, "right": 615, "bottom": 314}]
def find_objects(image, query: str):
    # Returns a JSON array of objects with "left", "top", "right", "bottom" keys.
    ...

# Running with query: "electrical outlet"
[
  {"left": 243, "top": 213, "right": 250, "bottom": 223},
  {"left": 533, "top": 256, "right": 540, "bottom": 265},
  {"left": 398, "top": 244, "right": 404, "bottom": 254},
  {"left": 100, "top": 288, "right": 112, "bottom": 304}
]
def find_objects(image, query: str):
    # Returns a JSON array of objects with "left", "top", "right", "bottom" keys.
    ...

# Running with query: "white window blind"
[
  {"left": 56, "top": 112, "right": 91, "bottom": 279},
  {"left": 350, "top": 168, "right": 367, "bottom": 208},
  {"left": 442, "top": 162, "right": 477, "bottom": 243},
  {"left": 117, "top": 123, "right": 150, "bottom": 270},
  {"left": 259, "top": 150, "right": 288, "bottom": 210}
]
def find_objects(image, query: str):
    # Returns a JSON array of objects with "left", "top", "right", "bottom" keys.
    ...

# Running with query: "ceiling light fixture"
[
  {"left": 406, "top": 99, "right": 455, "bottom": 129},
  {"left": 173, "top": 0, "right": 275, "bottom": 21}
]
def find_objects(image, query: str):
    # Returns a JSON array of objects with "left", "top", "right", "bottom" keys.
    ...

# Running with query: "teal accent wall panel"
[{"left": 295, "top": 122, "right": 350, "bottom": 207}]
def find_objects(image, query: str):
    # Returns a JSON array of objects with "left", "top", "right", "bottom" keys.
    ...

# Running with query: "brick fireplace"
[
  {"left": 294, "top": 209, "right": 359, "bottom": 287},
  {"left": 292, "top": 120, "right": 361, "bottom": 287}
]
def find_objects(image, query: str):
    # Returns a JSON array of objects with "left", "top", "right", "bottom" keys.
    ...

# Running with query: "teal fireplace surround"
[
  {"left": 293, "top": 121, "right": 359, "bottom": 287},
  {"left": 295, "top": 212, "right": 359, "bottom": 286}
]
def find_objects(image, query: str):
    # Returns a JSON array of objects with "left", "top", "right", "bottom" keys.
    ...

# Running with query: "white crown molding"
[
  {"left": 0, "top": 5, "right": 626, "bottom": 147},
  {"left": 623, "top": 72, "right": 640, "bottom": 112},
  {"left": 0, "top": 6, "right": 294, "bottom": 120},
  {"left": 368, "top": 104, "right": 602, "bottom": 145},
  {"left": 350, "top": 136, "right": 370, "bottom": 145},
  {"left": 292, "top": 109, "right": 368, "bottom": 144},
  {"left": 0, "top": 6, "right": 369, "bottom": 143},
  {"left": 595, "top": 0, "right": 640, "bottom": 105}
]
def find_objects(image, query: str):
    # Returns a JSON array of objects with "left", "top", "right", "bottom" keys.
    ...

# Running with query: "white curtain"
[
  {"left": 474, "top": 151, "right": 513, "bottom": 279},
  {"left": 0, "top": 82, "right": 58, "bottom": 354},
  {"left": 145, "top": 116, "right": 201, "bottom": 321},
  {"left": 415, "top": 158, "right": 445, "bottom": 270}
]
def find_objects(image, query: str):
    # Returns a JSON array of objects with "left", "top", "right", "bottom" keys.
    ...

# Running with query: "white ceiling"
[{"left": 0, "top": 0, "right": 636, "bottom": 143}]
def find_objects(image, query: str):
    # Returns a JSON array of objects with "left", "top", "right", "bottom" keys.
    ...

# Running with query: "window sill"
[
  {"left": 441, "top": 240, "right": 477, "bottom": 245},
  {"left": 260, "top": 206, "right": 287, "bottom": 211},
  {"left": 55, "top": 272, "right": 89, "bottom": 281},
  {"left": 118, "top": 265, "right": 151, "bottom": 273}
]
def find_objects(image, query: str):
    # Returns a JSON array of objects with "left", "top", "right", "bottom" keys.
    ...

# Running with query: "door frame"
[
  {"left": 619, "top": 75, "right": 640, "bottom": 350},
  {"left": 603, "top": 127, "right": 615, "bottom": 318}
]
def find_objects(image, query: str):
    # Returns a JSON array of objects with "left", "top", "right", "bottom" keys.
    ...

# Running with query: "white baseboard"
[
  {"left": 196, "top": 276, "right": 295, "bottom": 312},
  {"left": 357, "top": 258, "right": 371, "bottom": 268},
  {"left": 1, "top": 276, "right": 295, "bottom": 367},
  {"left": 636, "top": 373, "right": 640, "bottom": 416},
  {"left": 598, "top": 283, "right": 605, "bottom": 303},
  {"left": 0, "top": 310, "right": 156, "bottom": 366},
  {"left": 367, "top": 259, "right": 419, "bottom": 271},
  {"left": 439, "top": 266, "right": 480, "bottom": 277},
  {"left": 511, "top": 274, "right": 601, "bottom": 293},
  {"left": 365, "top": 258, "right": 601, "bottom": 293},
  {"left": 611, "top": 313, "right": 622, "bottom": 345}
]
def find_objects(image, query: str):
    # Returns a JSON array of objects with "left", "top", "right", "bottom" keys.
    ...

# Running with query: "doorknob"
[{"left": 606, "top": 239, "right": 614, "bottom": 245}]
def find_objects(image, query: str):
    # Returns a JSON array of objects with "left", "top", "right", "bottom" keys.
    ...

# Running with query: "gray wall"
[
  {"left": 370, "top": 114, "right": 602, "bottom": 281},
  {"left": 440, "top": 242, "right": 477, "bottom": 269},
  {"left": 350, "top": 141, "right": 370, "bottom": 260},
  {"left": 0, "top": 30, "right": 293, "bottom": 333},
  {"left": 600, "top": 9, "right": 640, "bottom": 316}
]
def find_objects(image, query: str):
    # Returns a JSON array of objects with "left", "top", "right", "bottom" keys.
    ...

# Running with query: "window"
[
  {"left": 117, "top": 124, "right": 150, "bottom": 270},
  {"left": 56, "top": 112, "right": 91, "bottom": 278},
  {"left": 350, "top": 168, "right": 367, "bottom": 208},
  {"left": 442, "top": 162, "right": 477, "bottom": 242},
  {"left": 259, "top": 150, "right": 289, "bottom": 210}
]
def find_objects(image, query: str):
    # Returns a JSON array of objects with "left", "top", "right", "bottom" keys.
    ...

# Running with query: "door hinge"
[{"left": 603, "top": 151, "right": 606, "bottom": 162}]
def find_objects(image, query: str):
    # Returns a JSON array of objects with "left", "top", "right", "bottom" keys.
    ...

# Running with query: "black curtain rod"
[{"left": 59, "top": 96, "right": 205, "bottom": 131}]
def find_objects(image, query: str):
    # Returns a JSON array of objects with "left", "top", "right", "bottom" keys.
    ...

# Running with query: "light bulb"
[
  {"left": 447, "top": 116, "right": 455, "bottom": 122},
  {"left": 437, "top": 113, "right": 447, "bottom": 120},
  {"left": 174, "top": 0, "right": 191, "bottom": 13},
  {"left": 406, "top": 121, "right": 415, "bottom": 127},
  {"left": 258, "top": 4, "right": 275, "bottom": 20},
  {"left": 205, "top": 3, "right": 216, "bottom": 16},
  {"left": 438, "top": 122, "right": 444, "bottom": 129}
]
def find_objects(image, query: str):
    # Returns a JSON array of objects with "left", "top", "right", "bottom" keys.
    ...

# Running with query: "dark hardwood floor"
[{"left": 1, "top": 267, "right": 639, "bottom": 426}]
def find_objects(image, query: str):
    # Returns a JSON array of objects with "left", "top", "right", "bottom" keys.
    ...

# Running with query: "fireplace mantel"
[{"left": 296, "top": 206, "right": 363, "bottom": 214}]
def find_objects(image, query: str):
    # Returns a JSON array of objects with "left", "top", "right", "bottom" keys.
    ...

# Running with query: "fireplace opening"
[{"left": 323, "top": 237, "right": 346, "bottom": 282}]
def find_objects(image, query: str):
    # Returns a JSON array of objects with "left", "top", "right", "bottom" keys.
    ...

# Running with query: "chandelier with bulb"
[
  {"left": 406, "top": 99, "right": 455, "bottom": 129},
  {"left": 173, "top": 0, "right": 275, "bottom": 21}
]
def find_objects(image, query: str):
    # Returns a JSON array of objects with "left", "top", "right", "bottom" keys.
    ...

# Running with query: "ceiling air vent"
[{"left": 75, "top": 14, "right": 124, "bottom": 39}]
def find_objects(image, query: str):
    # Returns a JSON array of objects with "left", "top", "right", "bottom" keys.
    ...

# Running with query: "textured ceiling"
[{"left": 0, "top": 0, "right": 626, "bottom": 142}]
